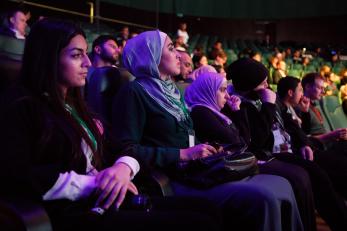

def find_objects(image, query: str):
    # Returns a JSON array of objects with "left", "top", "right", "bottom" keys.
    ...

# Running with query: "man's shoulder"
[{"left": 0, "top": 27, "right": 16, "bottom": 38}]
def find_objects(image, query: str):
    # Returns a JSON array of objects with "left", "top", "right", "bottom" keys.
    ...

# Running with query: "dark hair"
[
  {"left": 277, "top": 76, "right": 301, "bottom": 99},
  {"left": 341, "top": 76, "right": 347, "bottom": 86},
  {"left": 7, "top": 6, "right": 28, "bottom": 19},
  {"left": 92, "top": 34, "right": 117, "bottom": 55},
  {"left": 192, "top": 53, "right": 206, "bottom": 68},
  {"left": 342, "top": 99, "right": 347, "bottom": 116},
  {"left": 21, "top": 18, "right": 103, "bottom": 169},
  {"left": 216, "top": 49, "right": 227, "bottom": 59},
  {"left": 301, "top": 72, "right": 324, "bottom": 90}
]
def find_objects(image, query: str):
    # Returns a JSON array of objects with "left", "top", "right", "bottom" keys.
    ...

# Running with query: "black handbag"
[{"left": 177, "top": 144, "right": 259, "bottom": 189}]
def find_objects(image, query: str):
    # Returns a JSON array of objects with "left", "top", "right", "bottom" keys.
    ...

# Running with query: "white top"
[
  {"left": 177, "top": 29, "right": 189, "bottom": 45},
  {"left": 43, "top": 139, "right": 140, "bottom": 201},
  {"left": 10, "top": 28, "right": 25, "bottom": 39}
]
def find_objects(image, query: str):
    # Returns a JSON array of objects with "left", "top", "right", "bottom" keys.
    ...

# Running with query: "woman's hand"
[
  {"left": 227, "top": 95, "right": 241, "bottom": 111},
  {"left": 94, "top": 163, "right": 138, "bottom": 210},
  {"left": 180, "top": 144, "right": 217, "bottom": 161}
]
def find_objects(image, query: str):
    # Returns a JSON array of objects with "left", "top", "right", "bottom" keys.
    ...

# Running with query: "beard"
[{"left": 100, "top": 48, "right": 118, "bottom": 65}]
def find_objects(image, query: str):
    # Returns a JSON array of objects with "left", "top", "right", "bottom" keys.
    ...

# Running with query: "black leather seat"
[{"left": 85, "top": 66, "right": 135, "bottom": 123}]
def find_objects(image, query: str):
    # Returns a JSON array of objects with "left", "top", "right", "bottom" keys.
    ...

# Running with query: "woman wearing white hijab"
[{"left": 112, "top": 30, "right": 303, "bottom": 231}]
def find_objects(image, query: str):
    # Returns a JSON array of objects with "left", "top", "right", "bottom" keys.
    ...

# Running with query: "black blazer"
[
  {"left": 0, "top": 86, "right": 122, "bottom": 202},
  {"left": 190, "top": 105, "right": 246, "bottom": 146}
]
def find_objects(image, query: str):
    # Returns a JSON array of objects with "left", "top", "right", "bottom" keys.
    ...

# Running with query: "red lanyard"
[{"left": 310, "top": 105, "right": 324, "bottom": 125}]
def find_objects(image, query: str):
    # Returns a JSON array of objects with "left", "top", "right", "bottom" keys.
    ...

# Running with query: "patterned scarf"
[{"left": 122, "top": 30, "right": 189, "bottom": 122}]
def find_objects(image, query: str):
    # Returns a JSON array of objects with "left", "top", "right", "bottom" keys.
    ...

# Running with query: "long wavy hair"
[{"left": 20, "top": 18, "right": 103, "bottom": 170}]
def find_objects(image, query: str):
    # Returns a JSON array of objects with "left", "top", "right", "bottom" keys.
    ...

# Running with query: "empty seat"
[
  {"left": 329, "top": 106, "right": 347, "bottom": 129},
  {"left": 322, "top": 95, "right": 340, "bottom": 114}
]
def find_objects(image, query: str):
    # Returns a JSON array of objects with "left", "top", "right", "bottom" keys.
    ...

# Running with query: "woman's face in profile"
[
  {"left": 216, "top": 79, "right": 230, "bottom": 110},
  {"left": 58, "top": 34, "right": 91, "bottom": 90},
  {"left": 158, "top": 36, "right": 181, "bottom": 79}
]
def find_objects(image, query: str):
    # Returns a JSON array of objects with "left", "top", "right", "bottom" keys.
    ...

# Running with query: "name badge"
[{"left": 188, "top": 129, "right": 195, "bottom": 147}]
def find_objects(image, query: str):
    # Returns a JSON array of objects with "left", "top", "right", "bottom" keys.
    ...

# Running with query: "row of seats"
[{"left": 320, "top": 95, "right": 347, "bottom": 130}]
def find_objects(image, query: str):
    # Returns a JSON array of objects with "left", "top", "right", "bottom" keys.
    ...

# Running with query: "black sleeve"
[
  {"left": 280, "top": 107, "right": 309, "bottom": 151},
  {"left": 190, "top": 106, "right": 241, "bottom": 144},
  {"left": 240, "top": 102, "right": 276, "bottom": 152},
  {"left": 0, "top": 92, "right": 59, "bottom": 200},
  {"left": 111, "top": 83, "right": 180, "bottom": 170},
  {"left": 222, "top": 105, "right": 251, "bottom": 145},
  {"left": 297, "top": 110, "right": 312, "bottom": 135}
]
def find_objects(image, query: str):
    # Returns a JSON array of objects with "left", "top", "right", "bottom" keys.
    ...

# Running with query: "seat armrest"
[{"left": 151, "top": 170, "right": 174, "bottom": 197}]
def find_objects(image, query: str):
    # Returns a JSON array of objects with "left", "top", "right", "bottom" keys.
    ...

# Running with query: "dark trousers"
[
  {"left": 315, "top": 140, "right": 347, "bottom": 199},
  {"left": 49, "top": 196, "right": 223, "bottom": 231},
  {"left": 259, "top": 158, "right": 317, "bottom": 231},
  {"left": 275, "top": 153, "right": 347, "bottom": 231}
]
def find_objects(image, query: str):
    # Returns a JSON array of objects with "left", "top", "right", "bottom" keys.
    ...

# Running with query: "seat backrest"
[
  {"left": 0, "top": 54, "right": 22, "bottom": 93},
  {"left": 0, "top": 197, "right": 53, "bottom": 231},
  {"left": 0, "top": 35, "right": 25, "bottom": 61},
  {"left": 330, "top": 106, "right": 347, "bottom": 130},
  {"left": 322, "top": 95, "right": 340, "bottom": 114},
  {"left": 85, "top": 66, "right": 134, "bottom": 123}
]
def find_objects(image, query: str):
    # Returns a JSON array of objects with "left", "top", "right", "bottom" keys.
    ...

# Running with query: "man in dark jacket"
[
  {"left": 0, "top": 8, "right": 27, "bottom": 39},
  {"left": 277, "top": 76, "right": 347, "bottom": 199},
  {"left": 227, "top": 58, "right": 347, "bottom": 231}
]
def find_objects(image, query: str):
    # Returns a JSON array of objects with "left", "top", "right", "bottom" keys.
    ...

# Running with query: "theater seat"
[
  {"left": 85, "top": 66, "right": 135, "bottom": 122},
  {"left": 322, "top": 95, "right": 340, "bottom": 114},
  {"left": 0, "top": 35, "right": 25, "bottom": 61},
  {"left": 330, "top": 106, "right": 347, "bottom": 130},
  {"left": 0, "top": 35, "right": 24, "bottom": 93},
  {"left": 0, "top": 196, "right": 52, "bottom": 231}
]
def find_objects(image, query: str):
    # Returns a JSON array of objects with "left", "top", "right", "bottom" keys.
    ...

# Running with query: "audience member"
[
  {"left": 192, "top": 53, "right": 208, "bottom": 69},
  {"left": 301, "top": 73, "right": 347, "bottom": 152},
  {"left": 174, "top": 35, "right": 188, "bottom": 50},
  {"left": 272, "top": 60, "right": 287, "bottom": 84},
  {"left": 184, "top": 72, "right": 307, "bottom": 231},
  {"left": 227, "top": 58, "right": 347, "bottom": 231},
  {"left": 0, "top": 7, "right": 27, "bottom": 39},
  {"left": 112, "top": 30, "right": 303, "bottom": 231},
  {"left": 208, "top": 40, "right": 223, "bottom": 60},
  {"left": 278, "top": 76, "right": 347, "bottom": 199},
  {"left": 176, "top": 22, "right": 189, "bottom": 46},
  {"left": 174, "top": 50, "right": 193, "bottom": 82},
  {"left": 212, "top": 49, "right": 227, "bottom": 75},
  {"left": 251, "top": 51, "right": 262, "bottom": 63},
  {"left": 90, "top": 35, "right": 120, "bottom": 68},
  {"left": 0, "top": 19, "right": 223, "bottom": 231}
]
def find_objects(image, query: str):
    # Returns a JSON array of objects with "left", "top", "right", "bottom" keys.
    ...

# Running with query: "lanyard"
[{"left": 65, "top": 104, "right": 97, "bottom": 150}]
